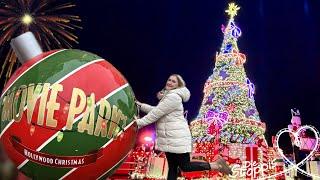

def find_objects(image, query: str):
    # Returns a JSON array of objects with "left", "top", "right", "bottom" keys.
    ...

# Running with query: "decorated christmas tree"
[{"left": 189, "top": 3, "right": 269, "bottom": 178}]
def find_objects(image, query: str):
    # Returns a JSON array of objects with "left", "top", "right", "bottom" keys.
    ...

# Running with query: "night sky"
[{"left": 2, "top": 0, "right": 320, "bottom": 145}]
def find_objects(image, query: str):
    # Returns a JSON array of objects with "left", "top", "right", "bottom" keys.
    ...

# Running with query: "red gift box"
[
  {"left": 246, "top": 145, "right": 258, "bottom": 162},
  {"left": 245, "top": 145, "right": 259, "bottom": 179}
]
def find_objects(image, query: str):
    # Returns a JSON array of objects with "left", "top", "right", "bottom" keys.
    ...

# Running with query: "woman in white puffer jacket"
[{"left": 135, "top": 74, "right": 232, "bottom": 180}]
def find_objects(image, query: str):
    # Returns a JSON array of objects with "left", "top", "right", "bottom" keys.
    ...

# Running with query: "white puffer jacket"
[{"left": 136, "top": 87, "right": 192, "bottom": 154}]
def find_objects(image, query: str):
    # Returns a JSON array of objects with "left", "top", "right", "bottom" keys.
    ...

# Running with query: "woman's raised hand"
[
  {"left": 157, "top": 90, "right": 165, "bottom": 100},
  {"left": 135, "top": 100, "right": 142, "bottom": 107}
]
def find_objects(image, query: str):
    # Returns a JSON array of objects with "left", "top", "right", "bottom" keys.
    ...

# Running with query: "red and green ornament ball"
[{"left": 0, "top": 49, "right": 138, "bottom": 179}]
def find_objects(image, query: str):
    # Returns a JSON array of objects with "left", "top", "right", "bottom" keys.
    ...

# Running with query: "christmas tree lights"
[
  {"left": 188, "top": 3, "right": 268, "bottom": 179},
  {"left": 190, "top": 2, "right": 266, "bottom": 144}
]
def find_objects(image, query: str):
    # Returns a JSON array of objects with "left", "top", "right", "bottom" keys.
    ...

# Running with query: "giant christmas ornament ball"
[{"left": 0, "top": 48, "right": 137, "bottom": 179}]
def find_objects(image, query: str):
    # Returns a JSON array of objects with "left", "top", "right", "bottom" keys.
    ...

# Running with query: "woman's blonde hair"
[{"left": 170, "top": 74, "right": 186, "bottom": 88}]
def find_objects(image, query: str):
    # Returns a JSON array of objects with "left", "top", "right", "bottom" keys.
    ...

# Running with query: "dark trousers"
[
  {"left": 294, "top": 146, "right": 312, "bottom": 180},
  {"left": 165, "top": 152, "right": 211, "bottom": 180}
]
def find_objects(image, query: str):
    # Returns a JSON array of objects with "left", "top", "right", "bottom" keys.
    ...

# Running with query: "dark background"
[{"left": 2, "top": 0, "right": 320, "bottom": 146}]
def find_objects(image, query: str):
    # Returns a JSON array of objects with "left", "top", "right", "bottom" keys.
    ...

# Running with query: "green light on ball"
[
  {"left": 34, "top": 86, "right": 42, "bottom": 94},
  {"left": 87, "top": 97, "right": 92, "bottom": 107},
  {"left": 113, "top": 127, "right": 120, "bottom": 138},
  {"left": 57, "top": 131, "right": 64, "bottom": 142}
]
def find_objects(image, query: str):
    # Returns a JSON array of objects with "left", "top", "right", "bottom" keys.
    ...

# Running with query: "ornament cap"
[{"left": 10, "top": 31, "right": 43, "bottom": 64}]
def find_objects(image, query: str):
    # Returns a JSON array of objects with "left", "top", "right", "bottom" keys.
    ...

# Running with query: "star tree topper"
[{"left": 225, "top": 2, "right": 240, "bottom": 19}]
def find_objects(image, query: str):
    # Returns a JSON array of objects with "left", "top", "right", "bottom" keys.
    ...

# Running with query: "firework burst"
[{"left": 0, "top": 0, "right": 81, "bottom": 84}]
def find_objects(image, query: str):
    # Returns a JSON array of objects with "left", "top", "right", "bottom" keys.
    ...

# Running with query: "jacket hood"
[{"left": 169, "top": 87, "right": 190, "bottom": 102}]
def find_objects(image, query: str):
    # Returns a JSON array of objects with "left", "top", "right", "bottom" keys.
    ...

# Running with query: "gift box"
[
  {"left": 306, "top": 161, "right": 320, "bottom": 179},
  {"left": 246, "top": 145, "right": 258, "bottom": 162},
  {"left": 146, "top": 157, "right": 168, "bottom": 179}
]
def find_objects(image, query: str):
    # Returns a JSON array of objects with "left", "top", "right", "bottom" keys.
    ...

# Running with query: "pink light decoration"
[
  {"left": 205, "top": 110, "right": 229, "bottom": 125},
  {"left": 144, "top": 136, "right": 152, "bottom": 142}
]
